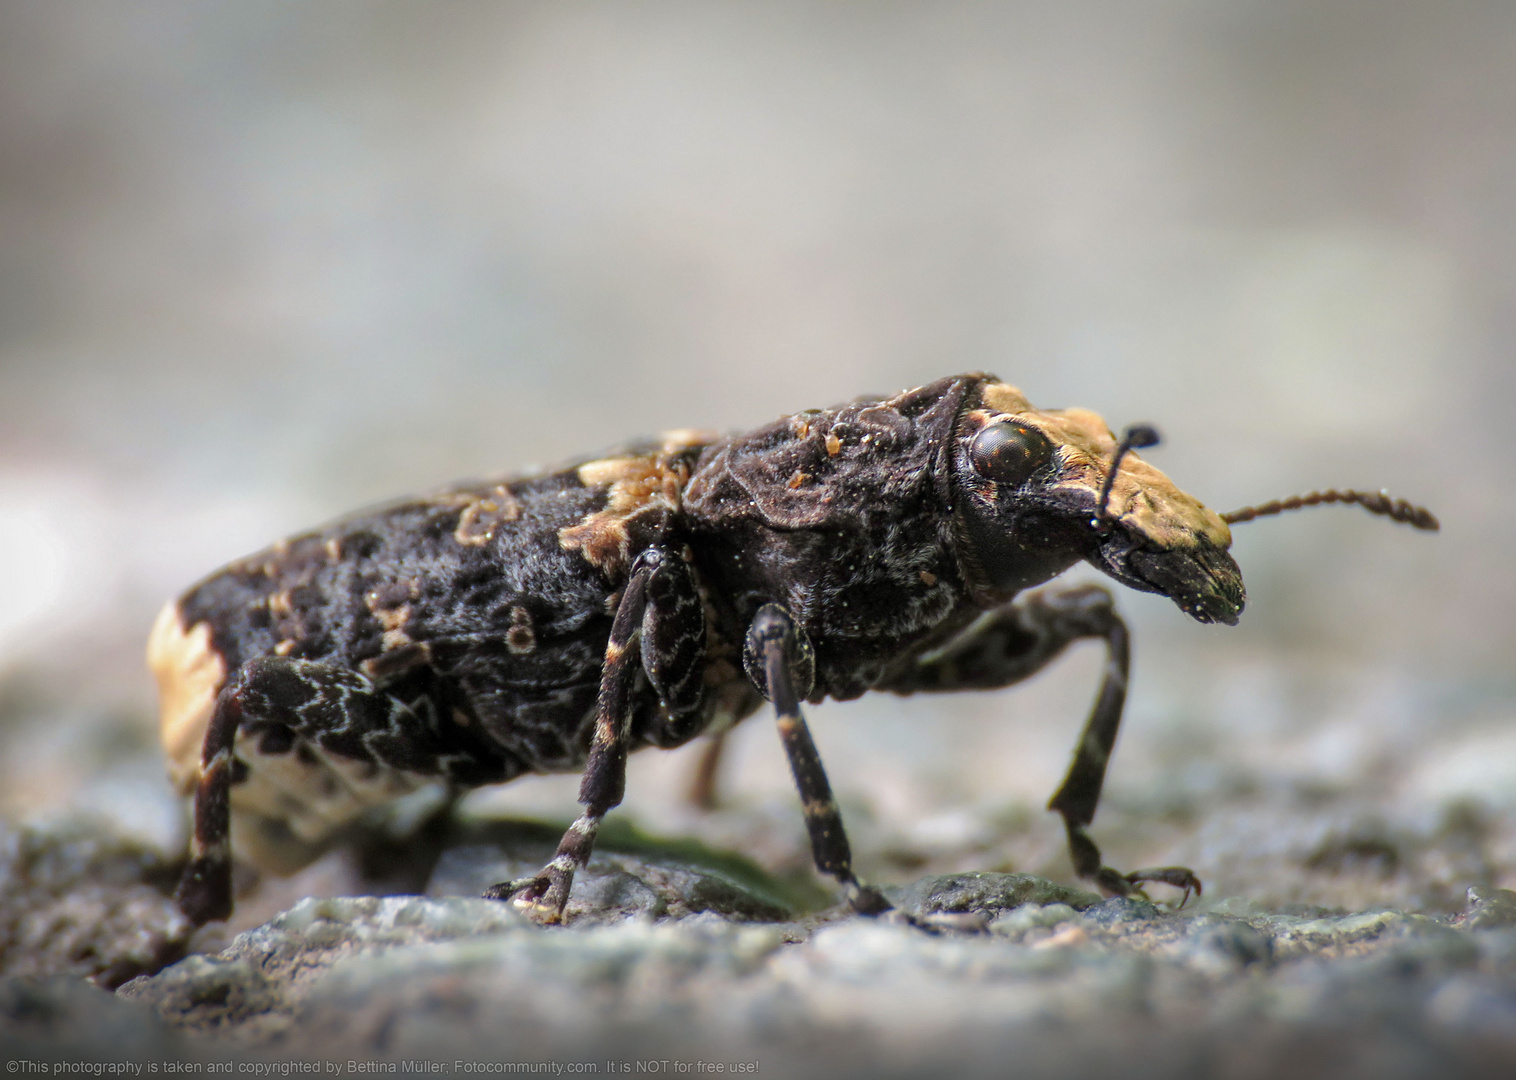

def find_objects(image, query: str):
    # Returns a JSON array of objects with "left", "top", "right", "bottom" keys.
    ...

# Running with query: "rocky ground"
[{"left": 2, "top": 792, "right": 1515, "bottom": 1080}]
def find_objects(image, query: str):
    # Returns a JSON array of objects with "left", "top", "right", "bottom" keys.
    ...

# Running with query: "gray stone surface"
[
  {"left": 1, "top": 807, "right": 1514, "bottom": 1077},
  {"left": 119, "top": 896, "right": 528, "bottom": 1041},
  {"left": 0, "top": 817, "right": 192, "bottom": 988},
  {"left": 888, "top": 870, "right": 1101, "bottom": 920},
  {"left": 102, "top": 883, "right": 1516, "bottom": 1079},
  {"left": 4, "top": 800, "right": 1516, "bottom": 1078}
]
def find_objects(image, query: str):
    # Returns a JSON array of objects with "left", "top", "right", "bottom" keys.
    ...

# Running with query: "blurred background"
[{"left": 1, "top": 1, "right": 1511, "bottom": 911}]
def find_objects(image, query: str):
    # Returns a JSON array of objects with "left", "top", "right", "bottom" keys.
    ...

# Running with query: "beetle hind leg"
[
  {"left": 685, "top": 731, "right": 728, "bottom": 810},
  {"left": 176, "top": 656, "right": 492, "bottom": 926},
  {"left": 483, "top": 565, "right": 650, "bottom": 921},
  {"left": 176, "top": 686, "right": 242, "bottom": 925}
]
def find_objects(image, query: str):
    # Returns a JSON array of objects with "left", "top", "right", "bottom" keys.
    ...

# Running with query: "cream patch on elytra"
[
  {"left": 562, "top": 449, "right": 692, "bottom": 574},
  {"left": 146, "top": 601, "right": 227, "bottom": 795}
]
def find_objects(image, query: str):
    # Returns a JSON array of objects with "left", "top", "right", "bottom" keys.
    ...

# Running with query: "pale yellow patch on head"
[
  {"left": 146, "top": 601, "right": 227, "bottom": 795},
  {"left": 1110, "top": 466, "right": 1233, "bottom": 549},
  {"left": 984, "top": 400, "right": 1232, "bottom": 550},
  {"left": 981, "top": 382, "right": 1034, "bottom": 415}
]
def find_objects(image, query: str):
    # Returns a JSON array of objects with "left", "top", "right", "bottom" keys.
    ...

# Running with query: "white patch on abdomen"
[{"left": 227, "top": 730, "right": 436, "bottom": 873}]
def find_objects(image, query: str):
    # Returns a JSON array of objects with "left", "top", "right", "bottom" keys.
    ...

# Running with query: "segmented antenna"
[
  {"left": 1093, "top": 423, "right": 1161, "bottom": 529},
  {"left": 1222, "top": 489, "right": 1439, "bottom": 531}
]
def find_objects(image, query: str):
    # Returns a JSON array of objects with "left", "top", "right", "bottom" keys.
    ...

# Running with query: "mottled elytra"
[{"left": 150, "top": 373, "right": 1437, "bottom": 926}]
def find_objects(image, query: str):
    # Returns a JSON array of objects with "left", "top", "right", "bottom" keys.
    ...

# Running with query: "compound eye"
[{"left": 969, "top": 420, "right": 1053, "bottom": 487}]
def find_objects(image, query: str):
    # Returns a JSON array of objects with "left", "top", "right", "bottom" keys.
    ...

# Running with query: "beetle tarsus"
[
  {"left": 484, "top": 871, "right": 570, "bottom": 923},
  {"left": 481, "top": 874, "right": 548, "bottom": 904},
  {"left": 846, "top": 882, "right": 894, "bottom": 916}
]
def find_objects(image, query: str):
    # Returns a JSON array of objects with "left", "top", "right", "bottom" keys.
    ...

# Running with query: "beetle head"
[{"left": 951, "top": 381, "right": 1245, "bottom": 625}]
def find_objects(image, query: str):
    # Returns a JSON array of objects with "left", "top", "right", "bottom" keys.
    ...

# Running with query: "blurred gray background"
[{"left": 1, "top": 1, "right": 1511, "bottom": 907}]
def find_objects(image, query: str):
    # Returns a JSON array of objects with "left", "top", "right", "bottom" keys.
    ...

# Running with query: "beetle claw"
[{"left": 483, "top": 874, "right": 549, "bottom": 905}]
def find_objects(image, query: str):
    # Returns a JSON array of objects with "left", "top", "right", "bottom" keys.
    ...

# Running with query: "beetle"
[{"left": 149, "top": 373, "right": 1437, "bottom": 925}]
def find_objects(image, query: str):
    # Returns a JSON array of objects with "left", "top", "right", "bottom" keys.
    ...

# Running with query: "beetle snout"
[{"left": 1125, "top": 540, "right": 1246, "bottom": 625}]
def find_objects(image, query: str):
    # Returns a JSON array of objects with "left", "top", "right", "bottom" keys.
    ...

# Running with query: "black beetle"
[{"left": 149, "top": 373, "right": 1435, "bottom": 924}]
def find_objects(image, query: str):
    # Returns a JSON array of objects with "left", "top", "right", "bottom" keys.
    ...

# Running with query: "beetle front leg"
[
  {"left": 886, "top": 583, "right": 1200, "bottom": 904},
  {"left": 744, "top": 604, "right": 890, "bottom": 916},
  {"left": 1040, "top": 589, "right": 1201, "bottom": 903}
]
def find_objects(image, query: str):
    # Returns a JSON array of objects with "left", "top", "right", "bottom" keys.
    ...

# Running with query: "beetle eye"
[{"left": 969, "top": 421, "right": 1053, "bottom": 486}]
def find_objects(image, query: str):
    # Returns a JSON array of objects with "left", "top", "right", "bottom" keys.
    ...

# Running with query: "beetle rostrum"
[{"left": 149, "top": 373, "right": 1436, "bottom": 926}]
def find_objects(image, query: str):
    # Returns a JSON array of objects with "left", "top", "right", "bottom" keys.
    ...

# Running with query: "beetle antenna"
[
  {"left": 1222, "top": 489, "right": 1439, "bottom": 531},
  {"left": 1093, "top": 424, "right": 1161, "bottom": 529}
]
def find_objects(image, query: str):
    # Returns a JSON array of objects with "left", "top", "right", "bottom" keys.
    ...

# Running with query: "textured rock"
[
  {"left": 99, "top": 870, "right": 1516, "bottom": 1078},
  {"left": 888, "top": 870, "right": 1100, "bottom": 920},
  {"left": 0, "top": 817, "right": 193, "bottom": 988},
  {"left": 5, "top": 812, "right": 1516, "bottom": 1077},
  {"left": 1459, "top": 885, "right": 1516, "bottom": 931},
  {"left": 120, "top": 895, "right": 529, "bottom": 1040}
]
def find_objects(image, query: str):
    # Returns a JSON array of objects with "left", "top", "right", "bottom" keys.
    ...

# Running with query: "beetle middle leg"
[
  {"left": 884, "top": 582, "right": 1201, "bottom": 904},
  {"left": 485, "top": 546, "right": 707, "bottom": 922},
  {"left": 744, "top": 603, "right": 892, "bottom": 916}
]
